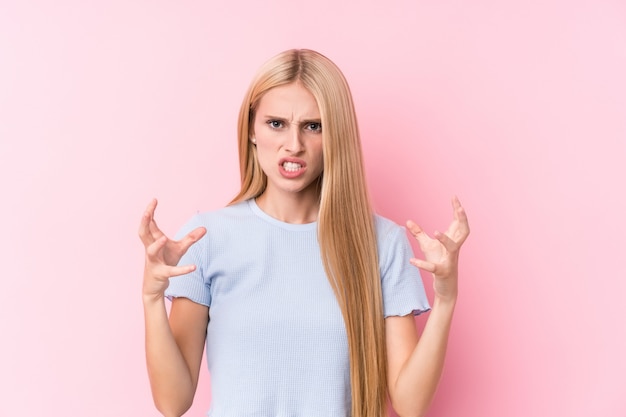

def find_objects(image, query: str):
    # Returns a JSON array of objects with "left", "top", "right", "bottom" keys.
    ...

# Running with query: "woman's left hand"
[{"left": 406, "top": 196, "right": 470, "bottom": 302}]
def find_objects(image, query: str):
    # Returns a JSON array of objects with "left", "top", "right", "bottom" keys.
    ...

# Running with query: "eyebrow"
[{"left": 262, "top": 115, "right": 322, "bottom": 123}]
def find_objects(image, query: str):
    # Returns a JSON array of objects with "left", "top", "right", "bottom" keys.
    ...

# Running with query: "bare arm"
[
  {"left": 139, "top": 199, "right": 208, "bottom": 417},
  {"left": 144, "top": 296, "right": 208, "bottom": 417},
  {"left": 386, "top": 299, "right": 455, "bottom": 417},
  {"left": 386, "top": 197, "right": 469, "bottom": 417}
]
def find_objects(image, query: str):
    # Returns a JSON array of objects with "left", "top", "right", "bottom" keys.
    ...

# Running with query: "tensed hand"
[
  {"left": 406, "top": 196, "right": 470, "bottom": 301},
  {"left": 138, "top": 199, "right": 206, "bottom": 298}
]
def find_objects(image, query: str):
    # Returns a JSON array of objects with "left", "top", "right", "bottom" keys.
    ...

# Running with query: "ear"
[{"left": 250, "top": 137, "right": 257, "bottom": 144}]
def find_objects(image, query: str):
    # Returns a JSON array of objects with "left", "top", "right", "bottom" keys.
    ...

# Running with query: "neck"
[{"left": 255, "top": 188, "right": 320, "bottom": 224}]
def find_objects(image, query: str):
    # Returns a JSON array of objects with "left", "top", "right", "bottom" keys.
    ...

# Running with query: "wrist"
[
  {"left": 142, "top": 272, "right": 170, "bottom": 305},
  {"left": 433, "top": 293, "right": 457, "bottom": 311},
  {"left": 142, "top": 291, "right": 166, "bottom": 306}
]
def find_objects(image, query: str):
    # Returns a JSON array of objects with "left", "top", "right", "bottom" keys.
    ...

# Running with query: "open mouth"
[{"left": 282, "top": 161, "right": 303, "bottom": 172}]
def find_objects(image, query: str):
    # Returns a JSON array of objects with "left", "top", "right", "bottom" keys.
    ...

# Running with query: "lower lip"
[{"left": 279, "top": 164, "right": 306, "bottom": 179}]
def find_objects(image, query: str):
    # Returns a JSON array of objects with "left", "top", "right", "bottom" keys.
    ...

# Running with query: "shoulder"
[
  {"left": 373, "top": 213, "right": 415, "bottom": 269},
  {"left": 373, "top": 213, "right": 406, "bottom": 244},
  {"left": 188, "top": 200, "right": 252, "bottom": 225},
  {"left": 175, "top": 200, "right": 254, "bottom": 239}
]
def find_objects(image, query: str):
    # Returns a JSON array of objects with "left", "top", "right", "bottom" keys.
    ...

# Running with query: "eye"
[
  {"left": 306, "top": 122, "right": 322, "bottom": 133},
  {"left": 267, "top": 120, "right": 284, "bottom": 129}
]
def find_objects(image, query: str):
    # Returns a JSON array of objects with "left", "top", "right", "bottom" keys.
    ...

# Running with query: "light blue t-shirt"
[{"left": 165, "top": 199, "right": 430, "bottom": 417}]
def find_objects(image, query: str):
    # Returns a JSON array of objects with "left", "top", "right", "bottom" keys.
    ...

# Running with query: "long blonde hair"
[{"left": 230, "top": 49, "right": 387, "bottom": 417}]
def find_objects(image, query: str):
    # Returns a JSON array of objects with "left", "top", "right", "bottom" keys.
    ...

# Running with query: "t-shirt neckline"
[{"left": 247, "top": 199, "right": 318, "bottom": 232}]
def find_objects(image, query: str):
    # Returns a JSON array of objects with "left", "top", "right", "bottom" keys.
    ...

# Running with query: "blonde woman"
[{"left": 139, "top": 49, "right": 469, "bottom": 417}]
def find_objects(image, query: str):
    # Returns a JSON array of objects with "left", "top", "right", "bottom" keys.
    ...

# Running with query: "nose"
[{"left": 285, "top": 125, "right": 304, "bottom": 154}]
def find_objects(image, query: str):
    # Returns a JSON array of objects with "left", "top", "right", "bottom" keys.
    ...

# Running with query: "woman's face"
[{"left": 252, "top": 82, "right": 324, "bottom": 201}]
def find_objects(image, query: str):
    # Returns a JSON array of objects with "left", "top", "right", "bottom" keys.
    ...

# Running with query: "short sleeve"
[
  {"left": 377, "top": 218, "right": 431, "bottom": 318},
  {"left": 164, "top": 214, "right": 212, "bottom": 307}
]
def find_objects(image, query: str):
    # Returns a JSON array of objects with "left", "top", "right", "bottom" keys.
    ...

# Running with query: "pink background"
[{"left": 1, "top": 1, "right": 625, "bottom": 416}]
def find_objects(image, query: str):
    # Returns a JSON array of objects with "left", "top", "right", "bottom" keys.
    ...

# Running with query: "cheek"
[
  {"left": 254, "top": 140, "right": 276, "bottom": 168},
  {"left": 314, "top": 142, "right": 324, "bottom": 162}
]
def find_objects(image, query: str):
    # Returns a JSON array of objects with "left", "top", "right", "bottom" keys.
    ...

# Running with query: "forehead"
[{"left": 256, "top": 83, "right": 320, "bottom": 119}]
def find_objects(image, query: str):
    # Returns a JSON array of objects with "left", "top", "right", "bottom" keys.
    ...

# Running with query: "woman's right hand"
[{"left": 138, "top": 199, "right": 207, "bottom": 299}]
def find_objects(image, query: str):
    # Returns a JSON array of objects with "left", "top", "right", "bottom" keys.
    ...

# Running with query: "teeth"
[{"left": 283, "top": 162, "right": 302, "bottom": 172}]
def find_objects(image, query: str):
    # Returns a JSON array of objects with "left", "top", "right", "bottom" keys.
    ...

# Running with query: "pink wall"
[{"left": 1, "top": 1, "right": 624, "bottom": 416}]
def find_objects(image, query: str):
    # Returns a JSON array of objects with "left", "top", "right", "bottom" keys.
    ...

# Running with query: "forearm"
[
  {"left": 143, "top": 295, "right": 195, "bottom": 417},
  {"left": 391, "top": 297, "right": 456, "bottom": 417}
]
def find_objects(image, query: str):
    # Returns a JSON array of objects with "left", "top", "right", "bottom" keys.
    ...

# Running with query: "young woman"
[{"left": 139, "top": 49, "right": 469, "bottom": 417}]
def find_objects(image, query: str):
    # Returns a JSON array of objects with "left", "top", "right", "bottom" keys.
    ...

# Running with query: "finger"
[
  {"left": 452, "top": 196, "right": 470, "bottom": 235},
  {"left": 178, "top": 227, "right": 207, "bottom": 253},
  {"left": 146, "top": 262, "right": 197, "bottom": 282},
  {"left": 148, "top": 213, "right": 163, "bottom": 238},
  {"left": 146, "top": 235, "right": 167, "bottom": 259},
  {"left": 434, "top": 230, "right": 458, "bottom": 253},
  {"left": 410, "top": 258, "right": 438, "bottom": 274},
  {"left": 166, "top": 263, "right": 197, "bottom": 278},
  {"left": 138, "top": 199, "right": 158, "bottom": 243},
  {"left": 142, "top": 199, "right": 166, "bottom": 241},
  {"left": 406, "top": 220, "right": 433, "bottom": 248},
  {"left": 452, "top": 195, "right": 461, "bottom": 212}
]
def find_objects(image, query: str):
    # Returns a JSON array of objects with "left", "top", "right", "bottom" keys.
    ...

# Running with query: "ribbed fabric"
[{"left": 165, "top": 199, "right": 430, "bottom": 417}]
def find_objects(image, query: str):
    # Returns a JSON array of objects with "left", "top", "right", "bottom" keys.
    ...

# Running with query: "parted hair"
[{"left": 230, "top": 49, "right": 387, "bottom": 417}]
